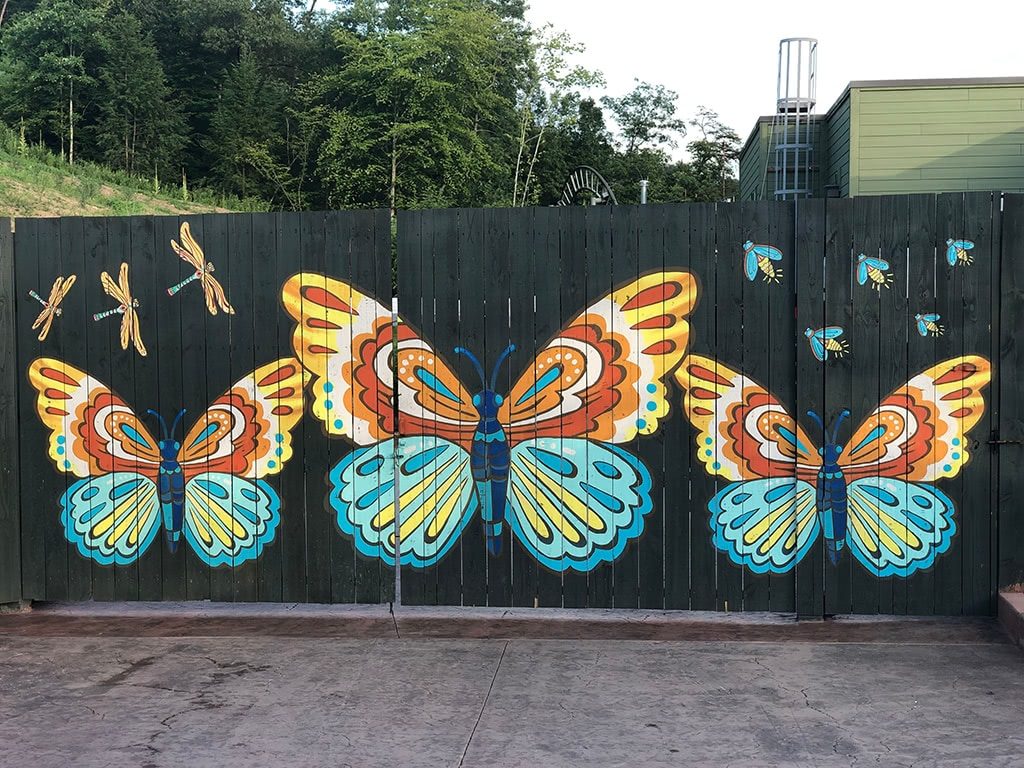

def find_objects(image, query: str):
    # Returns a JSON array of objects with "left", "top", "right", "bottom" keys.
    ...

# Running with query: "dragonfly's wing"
[
  {"left": 36, "top": 311, "right": 54, "bottom": 340},
  {"left": 31, "top": 305, "right": 48, "bottom": 331},
  {"left": 46, "top": 277, "right": 63, "bottom": 305},
  {"left": 55, "top": 274, "right": 76, "bottom": 303},
  {"left": 130, "top": 310, "right": 146, "bottom": 356},
  {"left": 101, "top": 271, "right": 128, "bottom": 305},
  {"left": 117, "top": 262, "right": 132, "bottom": 300},
  {"left": 203, "top": 274, "right": 235, "bottom": 315},
  {"left": 173, "top": 222, "right": 205, "bottom": 270}
]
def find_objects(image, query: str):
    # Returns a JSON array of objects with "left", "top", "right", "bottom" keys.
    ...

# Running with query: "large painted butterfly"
[
  {"left": 282, "top": 271, "right": 697, "bottom": 572},
  {"left": 674, "top": 354, "right": 991, "bottom": 576},
  {"left": 28, "top": 357, "right": 308, "bottom": 566}
]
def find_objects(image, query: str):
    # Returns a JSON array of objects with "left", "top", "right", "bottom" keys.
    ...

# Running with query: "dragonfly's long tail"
[
  {"left": 28, "top": 289, "right": 48, "bottom": 307},
  {"left": 93, "top": 306, "right": 124, "bottom": 321},
  {"left": 167, "top": 272, "right": 200, "bottom": 296}
]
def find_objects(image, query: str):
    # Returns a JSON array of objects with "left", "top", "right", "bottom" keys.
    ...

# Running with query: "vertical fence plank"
[
  {"left": 254, "top": 214, "right": 286, "bottom": 606},
  {"left": 374, "top": 209, "right": 396, "bottom": 604},
  {"left": 686, "top": 202, "right": 717, "bottom": 611},
  {"left": 0, "top": 219, "right": 19, "bottom": 604},
  {"left": 482, "top": 207, "right": 512, "bottom": 607},
  {"left": 663, "top": 204, "right": 691, "bottom": 611},
  {"left": 225, "top": 212, "right": 258, "bottom": 602},
  {"left": 127, "top": 215, "right": 163, "bottom": 601},
  {"left": 795, "top": 198, "right": 826, "bottom": 618},
  {"left": 961, "top": 192, "right": 995, "bottom": 615},
  {"left": 15, "top": 218, "right": 45, "bottom": 601},
  {"left": 508, "top": 207, "right": 537, "bottom": 609},
  {"left": 999, "top": 194, "right": 1024, "bottom": 590},
  {"left": 822, "top": 197, "right": 854, "bottom": 616},
  {"left": 767, "top": 200, "right": 797, "bottom": 613},
  {"left": 735, "top": 200, "right": 772, "bottom": 612}
]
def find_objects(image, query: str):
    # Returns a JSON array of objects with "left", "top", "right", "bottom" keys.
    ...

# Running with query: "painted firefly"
[
  {"left": 742, "top": 241, "right": 783, "bottom": 283},
  {"left": 946, "top": 239, "right": 974, "bottom": 267},
  {"left": 805, "top": 326, "right": 849, "bottom": 362},
  {"left": 915, "top": 313, "right": 944, "bottom": 337},
  {"left": 856, "top": 253, "right": 893, "bottom": 290}
]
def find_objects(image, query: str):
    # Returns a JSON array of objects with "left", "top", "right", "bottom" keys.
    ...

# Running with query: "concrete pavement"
[{"left": 1, "top": 619, "right": 1023, "bottom": 767}]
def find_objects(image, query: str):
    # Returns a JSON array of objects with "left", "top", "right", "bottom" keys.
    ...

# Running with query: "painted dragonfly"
[
  {"left": 93, "top": 262, "right": 146, "bottom": 357},
  {"left": 946, "top": 239, "right": 974, "bottom": 267},
  {"left": 855, "top": 253, "right": 893, "bottom": 290},
  {"left": 167, "top": 222, "right": 234, "bottom": 315},
  {"left": 804, "top": 326, "right": 849, "bottom": 362},
  {"left": 29, "top": 274, "right": 76, "bottom": 342},
  {"left": 915, "top": 313, "right": 944, "bottom": 337},
  {"left": 742, "top": 240, "right": 783, "bottom": 283}
]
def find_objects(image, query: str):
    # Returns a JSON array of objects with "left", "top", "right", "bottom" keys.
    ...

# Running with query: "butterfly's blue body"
[
  {"left": 457, "top": 344, "right": 517, "bottom": 557},
  {"left": 149, "top": 409, "right": 187, "bottom": 553},
  {"left": 810, "top": 409, "right": 850, "bottom": 564}
]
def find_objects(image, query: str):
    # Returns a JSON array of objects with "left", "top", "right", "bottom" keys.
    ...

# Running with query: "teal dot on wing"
[
  {"left": 943, "top": 464, "right": 952, "bottom": 472},
  {"left": 56, "top": 435, "right": 66, "bottom": 445},
  {"left": 952, "top": 437, "right": 961, "bottom": 446},
  {"left": 705, "top": 437, "right": 713, "bottom": 445},
  {"left": 56, "top": 446, "right": 65, "bottom": 455},
  {"left": 712, "top": 461, "right": 721, "bottom": 471},
  {"left": 646, "top": 401, "right": 657, "bottom": 412},
  {"left": 636, "top": 418, "right": 647, "bottom": 430},
  {"left": 646, "top": 383, "right": 657, "bottom": 394},
  {"left": 323, "top": 382, "right": 334, "bottom": 393},
  {"left": 334, "top": 419, "right": 344, "bottom": 430},
  {"left": 275, "top": 447, "right": 284, "bottom": 457},
  {"left": 274, "top": 433, "right": 284, "bottom": 443},
  {"left": 952, "top": 452, "right": 960, "bottom": 460},
  {"left": 324, "top": 399, "right": 334, "bottom": 411},
  {"left": 63, "top": 460, "right": 71, "bottom": 469},
  {"left": 268, "top": 460, "right": 277, "bottom": 469},
  {"left": 705, "top": 449, "right": 713, "bottom": 457}
]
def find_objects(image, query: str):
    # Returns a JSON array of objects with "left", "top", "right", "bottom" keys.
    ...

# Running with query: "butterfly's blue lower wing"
[
  {"left": 61, "top": 473, "right": 162, "bottom": 565},
  {"left": 709, "top": 478, "right": 820, "bottom": 573},
  {"left": 182, "top": 473, "right": 280, "bottom": 567},
  {"left": 329, "top": 436, "right": 477, "bottom": 568},
  {"left": 744, "top": 249, "right": 759, "bottom": 281},
  {"left": 505, "top": 438, "right": 653, "bottom": 572},
  {"left": 845, "top": 476, "right": 956, "bottom": 577}
]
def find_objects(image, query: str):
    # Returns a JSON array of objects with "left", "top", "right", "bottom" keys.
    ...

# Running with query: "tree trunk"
[
  {"left": 68, "top": 93, "right": 74, "bottom": 166},
  {"left": 0, "top": 0, "right": 10, "bottom": 28},
  {"left": 521, "top": 126, "right": 545, "bottom": 206},
  {"left": 512, "top": 110, "right": 529, "bottom": 206},
  {"left": 389, "top": 131, "right": 398, "bottom": 219}
]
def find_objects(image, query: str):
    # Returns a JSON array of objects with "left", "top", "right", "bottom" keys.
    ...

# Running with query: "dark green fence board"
[{"left": 0, "top": 219, "right": 19, "bottom": 604}]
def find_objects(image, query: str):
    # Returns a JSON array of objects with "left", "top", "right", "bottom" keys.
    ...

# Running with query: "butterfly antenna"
[
  {"left": 806, "top": 410, "right": 826, "bottom": 441},
  {"left": 830, "top": 409, "right": 851, "bottom": 444},
  {"left": 146, "top": 409, "right": 169, "bottom": 440},
  {"left": 489, "top": 344, "right": 517, "bottom": 391},
  {"left": 168, "top": 408, "right": 187, "bottom": 439},
  {"left": 454, "top": 347, "right": 486, "bottom": 389}
]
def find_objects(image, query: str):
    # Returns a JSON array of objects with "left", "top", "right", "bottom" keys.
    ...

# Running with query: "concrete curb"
[
  {"left": 998, "top": 591, "right": 1024, "bottom": 650},
  {"left": 0, "top": 601, "right": 1008, "bottom": 643}
]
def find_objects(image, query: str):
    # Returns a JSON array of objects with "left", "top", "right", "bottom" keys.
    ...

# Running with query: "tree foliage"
[{"left": 0, "top": 0, "right": 741, "bottom": 209}]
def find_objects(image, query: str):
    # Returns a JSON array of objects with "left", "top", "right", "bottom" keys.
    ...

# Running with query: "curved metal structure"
[{"left": 557, "top": 166, "right": 617, "bottom": 206}]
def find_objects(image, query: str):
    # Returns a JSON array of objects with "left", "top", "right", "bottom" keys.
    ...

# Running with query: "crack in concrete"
[{"left": 457, "top": 640, "right": 509, "bottom": 768}]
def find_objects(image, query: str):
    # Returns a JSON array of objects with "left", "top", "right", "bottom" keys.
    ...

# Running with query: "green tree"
[
  {"left": 602, "top": 79, "right": 686, "bottom": 154},
  {"left": 94, "top": 11, "right": 185, "bottom": 178},
  {"left": 684, "top": 106, "right": 741, "bottom": 201},
  {"left": 0, "top": 0, "right": 104, "bottom": 163}
]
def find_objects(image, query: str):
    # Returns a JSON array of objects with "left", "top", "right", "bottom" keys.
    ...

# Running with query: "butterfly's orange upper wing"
[
  {"left": 178, "top": 357, "right": 308, "bottom": 479},
  {"left": 499, "top": 271, "right": 697, "bottom": 444},
  {"left": 841, "top": 355, "right": 991, "bottom": 482},
  {"left": 28, "top": 358, "right": 161, "bottom": 477}
]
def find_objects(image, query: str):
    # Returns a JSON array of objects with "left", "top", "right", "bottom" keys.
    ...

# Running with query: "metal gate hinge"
[{"left": 988, "top": 430, "right": 1022, "bottom": 447}]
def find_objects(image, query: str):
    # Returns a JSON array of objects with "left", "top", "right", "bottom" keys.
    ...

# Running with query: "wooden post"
[{"left": 0, "top": 218, "right": 22, "bottom": 604}]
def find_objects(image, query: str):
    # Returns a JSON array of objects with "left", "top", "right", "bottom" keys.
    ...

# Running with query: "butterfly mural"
[
  {"left": 675, "top": 354, "right": 990, "bottom": 576},
  {"left": 855, "top": 253, "right": 894, "bottom": 290},
  {"left": 946, "top": 239, "right": 974, "bottom": 267},
  {"left": 93, "top": 262, "right": 146, "bottom": 357},
  {"left": 27, "top": 357, "right": 308, "bottom": 565},
  {"left": 915, "top": 313, "right": 944, "bottom": 337},
  {"left": 29, "top": 274, "right": 76, "bottom": 342},
  {"left": 168, "top": 222, "right": 235, "bottom": 315},
  {"left": 742, "top": 241, "right": 783, "bottom": 283},
  {"left": 281, "top": 270, "right": 697, "bottom": 572},
  {"left": 804, "top": 326, "right": 849, "bottom": 362}
]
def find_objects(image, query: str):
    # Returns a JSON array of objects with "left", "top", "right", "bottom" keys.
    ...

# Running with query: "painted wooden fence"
[{"left": 1, "top": 193, "right": 1022, "bottom": 615}]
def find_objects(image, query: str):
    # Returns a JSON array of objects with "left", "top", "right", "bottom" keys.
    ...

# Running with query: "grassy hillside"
[{"left": 0, "top": 126, "right": 262, "bottom": 219}]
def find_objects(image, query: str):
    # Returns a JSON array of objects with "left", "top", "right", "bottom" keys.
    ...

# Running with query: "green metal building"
[{"left": 739, "top": 77, "right": 1024, "bottom": 200}]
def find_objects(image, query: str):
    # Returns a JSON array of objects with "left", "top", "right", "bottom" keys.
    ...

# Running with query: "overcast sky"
[{"left": 525, "top": 0, "right": 1024, "bottom": 153}]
